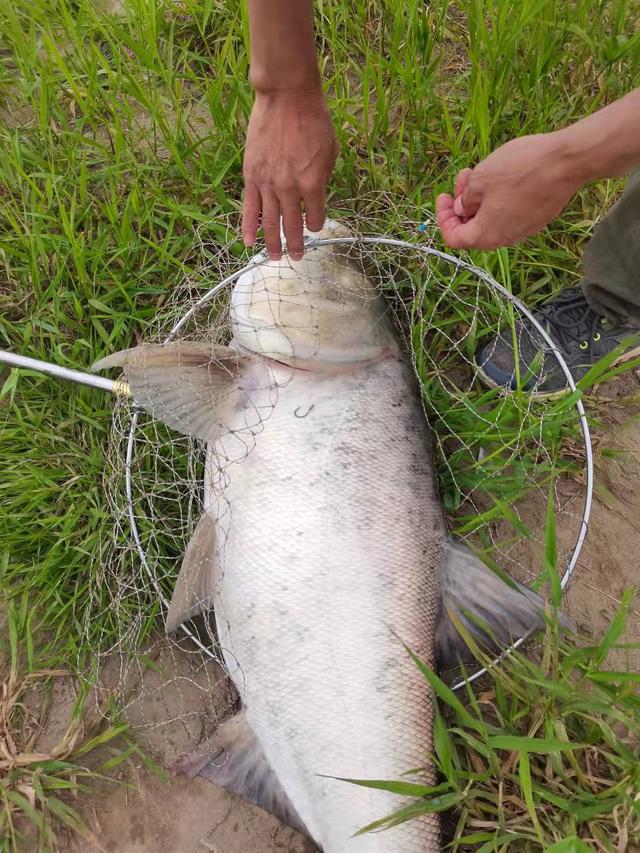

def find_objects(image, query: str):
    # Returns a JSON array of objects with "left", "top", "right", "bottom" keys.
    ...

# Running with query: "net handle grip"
[{"left": 0, "top": 349, "right": 131, "bottom": 397}]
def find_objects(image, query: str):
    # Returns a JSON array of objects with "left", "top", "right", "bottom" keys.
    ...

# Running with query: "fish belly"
[{"left": 206, "top": 356, "right": 446, "bottom": 852}]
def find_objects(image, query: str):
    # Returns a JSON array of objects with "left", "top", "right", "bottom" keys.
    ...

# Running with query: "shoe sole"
[{"left": 475, "top": 342, "right": 640, "bottom": 400}]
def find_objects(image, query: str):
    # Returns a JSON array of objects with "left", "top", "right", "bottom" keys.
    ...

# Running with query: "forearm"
[
  {"left": 247, "top": 0, "right": 321, "bottom": 94},
  {"left": 242, "top": 1, "right": 336, "bottom": 256},
  {"left": 559, "top": 87, "right": 640, "bottom": 185}
]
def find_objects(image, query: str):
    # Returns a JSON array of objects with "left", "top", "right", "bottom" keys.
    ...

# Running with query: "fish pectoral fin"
[
  {"left": 182, "top": 709, "right": 311, "bottom": 839},
  {"left": 92, "top": 342, "right": 257, "bottom": 444},
  {"left": 436, "top": 540, "right": 574, "bottom": 671},
  {"left": 166, "top": 512, "right": 218, "bottom": 634}
]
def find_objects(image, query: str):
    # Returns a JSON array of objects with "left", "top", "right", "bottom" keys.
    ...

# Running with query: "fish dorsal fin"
[
  {"left": 93, "top": 342, "right": 258, "bottom": 445},
  {"left": 436, "top": 540, "right": 574, "bottom": 671},
  {"left": 176, "top": 710, "right": 311, "bottom": 839},
  {"left": 165, "top": 511, "right": 218, "bottom": 634}
]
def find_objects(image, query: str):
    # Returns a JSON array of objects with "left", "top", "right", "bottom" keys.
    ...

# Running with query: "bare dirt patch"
[
  {"left": 71, "top": 771, "right": 314, "bottom": 853},
  {"left": 496, "top": 370, "right": 640, "bottom": 672}
]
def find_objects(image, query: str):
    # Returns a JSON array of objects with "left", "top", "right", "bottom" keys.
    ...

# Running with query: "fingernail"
[{"left": 454, "top": 197, "right": 464, "bottom": 217}]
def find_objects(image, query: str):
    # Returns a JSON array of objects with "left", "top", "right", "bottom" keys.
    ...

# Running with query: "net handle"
[{"left": 0, "top": 348, "right": 131, "bottom": 397}]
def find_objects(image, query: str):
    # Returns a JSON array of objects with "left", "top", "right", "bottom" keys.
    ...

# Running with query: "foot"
[{"left": 476, "top": 286, "right": 640, "bottom": 396}]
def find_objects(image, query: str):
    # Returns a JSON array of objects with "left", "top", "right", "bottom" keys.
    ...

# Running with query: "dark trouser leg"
[{"left": 582, "top": 169, "right": 640, "bottom": 324}]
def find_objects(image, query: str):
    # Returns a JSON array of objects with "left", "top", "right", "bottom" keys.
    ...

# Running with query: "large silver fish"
[{"left": 95, "top": 221, "right": 564, "bottom": 852}]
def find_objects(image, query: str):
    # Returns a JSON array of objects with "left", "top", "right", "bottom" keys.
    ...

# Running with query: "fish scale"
[{"left": 212, "top": 356, "right": 443, "bottom": 850}]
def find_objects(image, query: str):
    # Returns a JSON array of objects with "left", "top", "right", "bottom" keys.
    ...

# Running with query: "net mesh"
[{"left": 81, "top": 202, "right": 589, "bottom": 765}]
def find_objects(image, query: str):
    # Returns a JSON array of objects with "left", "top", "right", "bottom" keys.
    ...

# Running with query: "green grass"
[
  {"left": 1, "top": 0, "right": 639, "bottom": 663},
  {"left": 354, "top": 592, "right": 640, "bottom": 850},
  {"left": 0, "top": 0, "right": 639, "bottom": 847}
]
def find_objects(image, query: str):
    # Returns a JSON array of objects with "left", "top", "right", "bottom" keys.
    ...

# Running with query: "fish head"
[{"left": 230, "top": 220, "right": 398, "bottom": 370}]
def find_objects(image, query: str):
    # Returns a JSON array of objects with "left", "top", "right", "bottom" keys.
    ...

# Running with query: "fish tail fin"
[
  {"left": 175, "top": 709, "right": 312, "bottom": 840},
  {"left": 436, "top": 540, "right": 573, "bottom": 671}
]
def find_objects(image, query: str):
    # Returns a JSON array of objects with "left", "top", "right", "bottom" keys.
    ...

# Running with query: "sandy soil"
[
  {"left": 72, "top": 772, "right": 314, "bottom": 853},
  {"left": 494, "top": 370, "right": 640, "bottom": 672},
  {"left": 33, "top": 372, "right": 640, "bottom": 852}
]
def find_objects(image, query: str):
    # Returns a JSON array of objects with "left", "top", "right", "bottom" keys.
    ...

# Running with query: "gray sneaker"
[{"left": 476, "top": 286, "right": 640, "bottom": 397}]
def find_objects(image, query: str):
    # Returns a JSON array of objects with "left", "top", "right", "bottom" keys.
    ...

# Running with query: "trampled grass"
[{"left": 1, "top": 0, "right": 640, "bottom": 848}]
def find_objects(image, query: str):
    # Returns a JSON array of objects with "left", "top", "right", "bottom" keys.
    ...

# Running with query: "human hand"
[
  {"left": 242, "top": 89, "right": 339, "bottom": 261},
  {"left": 436, "top": 132, "right": 584, "bottom": 250}
]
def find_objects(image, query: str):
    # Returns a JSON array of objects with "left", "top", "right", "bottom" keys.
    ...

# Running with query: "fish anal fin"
[
  {"left": 436, "top": 540, "right": 574, "bottom": 671},
  {"left": 93, "top": 342, "right": 258, "bottom": 444},
  {"left": 178, "top": 710, "right": 310, "bottom": 838},
  {"left": 166, "top": 512, "right": 217, "bottom": 634}
]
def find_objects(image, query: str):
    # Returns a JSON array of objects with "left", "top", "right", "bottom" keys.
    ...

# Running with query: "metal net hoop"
[{"left": 118, "top": 234, "right": 593, "bottom": 692}]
